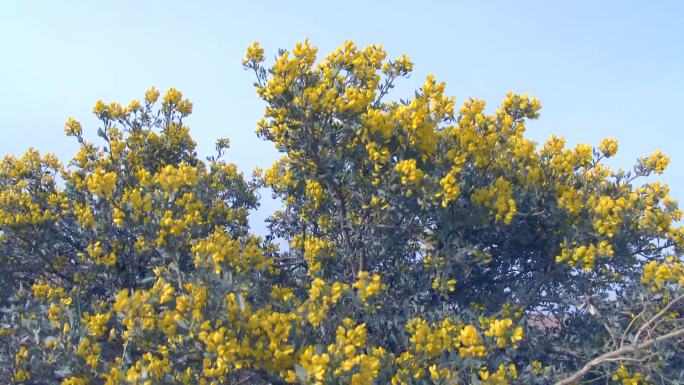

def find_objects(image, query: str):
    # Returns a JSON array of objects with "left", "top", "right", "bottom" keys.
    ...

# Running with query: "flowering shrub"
[{"left": 0, "top": 40, "right": 682, "bottom": 385}]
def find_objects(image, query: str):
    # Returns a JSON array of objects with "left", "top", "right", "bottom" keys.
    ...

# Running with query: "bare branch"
[
  {"left": 633, "top": 294, "right": 684, "bottom": 345},
  {"left": 554, "top": 328, "right": 684, "bottom": 385}
]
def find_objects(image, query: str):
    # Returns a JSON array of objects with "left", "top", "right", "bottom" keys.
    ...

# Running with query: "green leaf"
[{"left": 295, "top": 364, "right": 307, "bottom": 382}]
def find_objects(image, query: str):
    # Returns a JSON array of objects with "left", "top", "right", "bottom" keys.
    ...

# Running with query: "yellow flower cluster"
[
  {"left": 302, "top": 236, "right": 335, "bottom": 273},
  {"left": 439, "top": 168, "right": 461, "bottom": 207},
  {"left": 531, "top": 360, "right": 545, "bottom": 375},
  {"left": 592, "top": 195, "right": 628, "bottom": 238},
  {"left": 541, "top": 137, "right": 595, "bottom": 175},
  {"left": 636, "top": 182, "right": 681, "bottom": 234},
  {"left": 299, "top": 320, "right": 384, "bottom": 385},
  {"left": 112, "top": 277, "right": 203, "bottom": 342},
  {"left": 32, "top": 280, "right": 69, "bottom": 302},
  {"left": 405, "top": 318, "right": 454, "bottom": 359},
  {"left": 92, "top": 100, "right": 127, "bottom": 119},
  {"left": 483, "top": 318, "right": 523, "bottom": 348},
  {"left": 263, "top": 157, "right": 294, "bottom": 191},
  {"left": 76, "top": 337, "right": 101, "bottom": 369},
  {"left": 12, "top": 346, "right": 31, "bottom": 382},
  {"left": 501, "top": 92, "right": 541, "bottom": 119},
  {"left": 61, "top": 377, "right": 88, "bottom": 385},
  {"left": 642, "top": 150, "right": 670, "bottom": 174},
  {"left": 599, "top": 137, "right": 618, "bottom": 157},
  {"left": 243, "top": 41, "right": 265, "bottom": 64},
  {"left": 393, "top": 74, "right": 454, "bottom": 155},
  {"left": 431, "top": 275, "right": 457, "bottom": 298},
  {"left": 156, "top": 164, "right": 198, "bottom": 194},
  {"left": 298, "top": 278, "right": 348, "bottom": 326},
  {"left": 63, "top": 117, "right": 82, "bottom": 136},
  {"left": 305, "top": 179, "right": 324, "bottom": 208},
  {"left": 83, "top": 312, "right": 111, "bottom": 338},
  {"left": 471, "top": 177, "right": 517, "bottom": 224},
  {"left": 121, "top": 187, "right": 153, "bottom": 222},
  {"left": 641, "top": 257, "right": 684, "bottom": 290},
  {"left": 352, "top": 271, "right": 385, "bottom": 303},
  {"left": 363, "top": 109, "right": 395, "bottom": 139},
  {"left": 392, "top": 315, "right": 523, "bottom": 385},
  {"left": 162, "top": 88, "right": 193, "bottom": 115},
  {"left": 271, "top": 285, "right": 296, "bottom": 304},
  {"left": 144, "top": 86, "right": 160, "bottom": 104},
  {"left": 459, "top": 324, "right": 486, "bottom": 357},
  {"left": 364, "top": 141, "right": 391, "bottom": 186},
  {"left": 253, "top": 40, "right": 394, "bottom": 146},
  {"left": 0, "top": 150, "right": 64, "bottom": 226},
  {"left": 41, "top": 261, "right": 380, "bottom": 385},
  {"left": 555, "top": 240, "right": 614, "bottom": 271},
  {"left": 395, "top": 159, "right": 423, "bottom": 193},
  {"left": 83, "top": 241, "right": 117, "bottom": 266},
  {"left": 193, "top": 231, "right": 271, "bottom": 275},
  {"left": 612, "top": 364, "right": 645, "bottom": 385},
  {"left": 330, "top": 320, "right": 382, "bottom": 385},
  {"left": 86, "top": 167, "right": 117, "bottom": 197},
  {"left": 479, "top": 363, "right": 518, "bottom": 385},
  {"left": 299, "top": 346, "right": 330, "bottom": 383},
  {"left": 557, "top": 186, "right": 585, "bottom": 215},
  {"left": 381, "top": 53, "right": 413, "bottom": 75}
]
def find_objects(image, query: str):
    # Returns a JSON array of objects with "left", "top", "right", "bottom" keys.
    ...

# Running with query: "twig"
[
  {"left": 554, "top": 328, "right": 684, "bottom": 385},
  {"left": 633, "top": 294, "right": 683, "bottom": 345},
  {"left": 620, "top": 309, "right": 647, "bottom": 348}
]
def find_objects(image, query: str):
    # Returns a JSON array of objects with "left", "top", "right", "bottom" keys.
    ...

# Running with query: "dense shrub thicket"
[{"left": 0, "top": 40, "right": 682, "bottom": 385}]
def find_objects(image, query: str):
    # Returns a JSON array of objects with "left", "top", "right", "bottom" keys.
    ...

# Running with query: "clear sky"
[{"left": 1, "top": 1, "right": 683, "bottom": 233}]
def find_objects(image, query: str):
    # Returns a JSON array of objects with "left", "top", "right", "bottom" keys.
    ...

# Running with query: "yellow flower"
[
  {"left": 64, "top": 117, "right": 82, "bottom": 136},
  {"left": 300, "top": 346, "right": 330, "bottom": 381},
  {"left": 243, "top": 41, "right": 265, "bottom": 64},
  {"left": 145, "top": 86, "right": 160, "bottom": 104},
  {"left": 395, "top": 159, "right": 423, "bottom": 196},
  {"left": 305, "top": 179, "right": 324, "bottom": 208},
  {"left": 86, "top": 168, "right": 117, "bottom": 197},
  {"left": 162, "top": 88, "right": 183, "bottom": 110},
  {"left": 112, "top": 207, "right": 124, "bottom": 227},
  {"left": 93, "top": 100, "right": 107, "bottom": 115},
  {"left": 460, "top": 324, "right": 480, "bottom": 346},
  {"left": 429, "top": 364, "right": 440, "bottom": 381},
  {"left": 61, "top": 377, "right": 88, "bottom": 385},
  {"left": 84, "top": 312, "right": 111, "bottom": 338},
  {"left": 599, "top": 137, "right": 618, "bottom": 157},
  {"left": 485, "top": 318, "right": 514, "bottom": 347},
  {"left": 643, "top": 150, "right": 670, "bottom": 174},
  {"left": 126, "top": 99, "right": 141, "bottom": 113},
  {"left": 353, "top": 271, "right": 385, "bottom": 303}
]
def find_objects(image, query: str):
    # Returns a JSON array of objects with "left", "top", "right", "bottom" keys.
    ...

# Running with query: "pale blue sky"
[{"left": 1, "top": 1, "right": 683, "bottom": 233}]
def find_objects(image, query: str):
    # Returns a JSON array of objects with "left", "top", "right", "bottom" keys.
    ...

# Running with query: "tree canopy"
[{"left": 1, "top": 40, "right": 683, "bottom": 385}]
